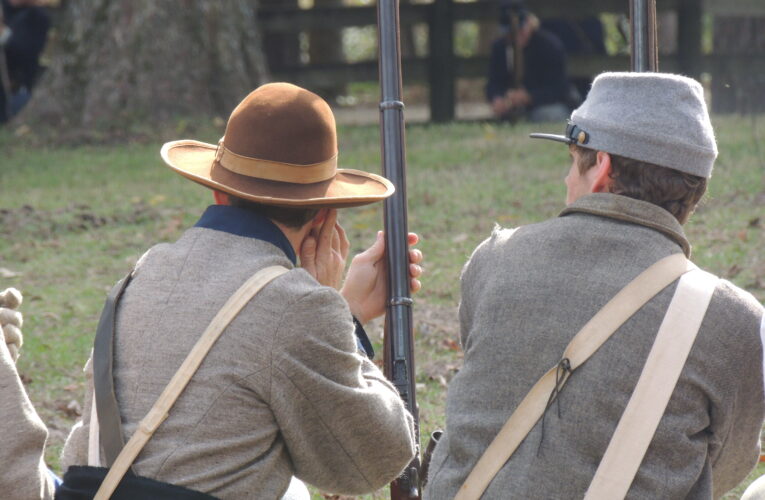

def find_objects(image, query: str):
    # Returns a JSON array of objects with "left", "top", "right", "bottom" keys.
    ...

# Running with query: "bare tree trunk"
[{"left": 20, "top": 0, "right": 269, "bottom": 130}]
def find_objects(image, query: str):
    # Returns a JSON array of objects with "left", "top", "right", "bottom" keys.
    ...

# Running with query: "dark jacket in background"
[
  {"left": 1, "top": 0, "right": 49, "bottom": 121},
  {"left": 485, "top": 28, "right": 570, "bottom": 110}
]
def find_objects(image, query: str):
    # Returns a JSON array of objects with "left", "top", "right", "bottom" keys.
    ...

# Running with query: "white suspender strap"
[
  {"left": 88, "top": 389, "right": 101, "bottom": 466},
  {"left": 93, "top": 265, "right": 289, "bottom": 500},
  {"left": 584, "top": 268, "right": 718, "bottom": 500},
  {"left": 455, "top": 253, "right": 692, "bottom": 500}
]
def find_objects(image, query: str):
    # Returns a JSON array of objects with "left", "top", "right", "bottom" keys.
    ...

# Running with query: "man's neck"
[{"left": 272, "top": 219, "right": 309, "bottom": 260}]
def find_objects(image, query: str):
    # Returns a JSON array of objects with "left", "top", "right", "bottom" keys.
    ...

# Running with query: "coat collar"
[
  {"left": 559, "top": 193, "right": 691, "bottom": 256},
  {"left": 194, "top": 205, "right": 297, "bottom": 264}
]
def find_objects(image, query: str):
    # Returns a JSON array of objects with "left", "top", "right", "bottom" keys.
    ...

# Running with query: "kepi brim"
[
  {"left": 161, "top": 140, "right": 395, "bottom": 208},
  {"left": 528, "top": 133, "right": 574, "bottom": 144}
]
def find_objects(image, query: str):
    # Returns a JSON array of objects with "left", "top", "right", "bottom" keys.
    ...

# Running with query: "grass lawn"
[{"left": 1, "top": 115, "right": 764, "bottom": 499}]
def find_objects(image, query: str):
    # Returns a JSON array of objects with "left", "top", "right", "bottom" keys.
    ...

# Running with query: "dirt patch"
[
  {"left": 0, "top": 202, "right": 162, "bottom": 239},
  {"left": 365, "top": 300, "right": 465, "bottom": 386},
  {"left": 414, "top": 301, "right": 463, "bottom": 384}
]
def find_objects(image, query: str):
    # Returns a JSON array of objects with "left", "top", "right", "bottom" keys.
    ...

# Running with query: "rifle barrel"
[
  {"left": 630, "top": 0, "right": 659, "bottom": 72},
  {"left": 377, "top": 1, "right": 421, "bottom": 498}
]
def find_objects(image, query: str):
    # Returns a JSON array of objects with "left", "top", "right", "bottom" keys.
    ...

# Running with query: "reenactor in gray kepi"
[{"left": 425, "top": 72, "right": 765, "bottom": 499}]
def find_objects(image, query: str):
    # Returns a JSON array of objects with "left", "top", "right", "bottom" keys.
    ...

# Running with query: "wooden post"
[
  {"left": 711, "top": 16, "right": 765, "bottom": 113},
  {"left": 309, "top": 0, "right": 346, "bottom": 99},
  {"left": 677, "top": 0, "right": 702, "bottom": 79},
  {"left": 429, "top": 0, "right": 455, "bottom": 123},
  {"left": 261, "top": 0, "right": 300, "bottom": 74}
]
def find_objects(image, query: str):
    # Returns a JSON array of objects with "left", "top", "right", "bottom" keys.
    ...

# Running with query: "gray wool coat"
[
  {"left": 1, "top": 216, "right": 415, "bottom": 499},
  {"left": 425, "top": 193, "right": 765, "bottom": 500}
]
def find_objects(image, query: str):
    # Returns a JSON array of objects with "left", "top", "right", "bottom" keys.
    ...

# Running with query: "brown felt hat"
[{"left": 161, "top": 83, "right": 394, "bottom": 208}]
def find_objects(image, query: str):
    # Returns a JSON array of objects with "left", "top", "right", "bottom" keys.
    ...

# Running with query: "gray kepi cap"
[{"left": 530, "top": 72, "right": 717, "bottom": 178}]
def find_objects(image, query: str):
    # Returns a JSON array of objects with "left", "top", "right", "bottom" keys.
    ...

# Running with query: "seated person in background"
[
  {"left": 0, "top": 0, "right": 50, "bottom": 122},
  {"left": 486, "top": 0, "right": 571, "bottom": 123}
]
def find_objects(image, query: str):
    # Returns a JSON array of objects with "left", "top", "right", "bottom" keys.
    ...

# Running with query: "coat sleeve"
[
  {"left": 710, "top": 305, "right": 765, "bottom": 498},
  {"left": 525, "top": 32, "right": 569, "bottom": 107},
  {"left": 486, "top": 38, "right": 510, "bottom": 102},
  {"left": 0, "top": 340, "right": 55, "bottom": 500},
  {"left": 60, "top": 355, "right": 94, "bottom": 469},
  {"left": 459, "top": 227, "right": 517, "bottom": 350},
  {"left": 458, "top": 251, "right": 479, "bottom": 350},
  {"left": 268, "top": 287, "right": 416, "bottom": 496}
]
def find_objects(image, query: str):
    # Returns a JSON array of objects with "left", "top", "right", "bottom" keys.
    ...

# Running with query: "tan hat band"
[{"left": 215, "top": 141, "right": 337, "bottom": 184}]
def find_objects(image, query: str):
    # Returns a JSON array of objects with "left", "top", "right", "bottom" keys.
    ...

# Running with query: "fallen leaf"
[
  {"left": 55, "top": 399, "right": 82, "bottom": 418},
  {"left": 443, "top": 339, "right": 461, "bottom": 352},
  {"left": 727, "top": 264, "right": 742, "bottom": 278},
  {"left": 13, "top": 124, "right": 31, "bottom": 137},
  {"left": 66, "top": 400, "right": 82, "bottom": 417},
  {"left": 0, "top": 268, "right": 21, "bottom": 278},
  {"left": 149, "top": 195, "right": 167, "bottom": 206}
]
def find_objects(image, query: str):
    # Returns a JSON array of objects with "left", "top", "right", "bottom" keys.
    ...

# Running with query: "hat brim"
[
  {"left": 161, "top": 140, "right": 395, "bottom": 209},
  {"left": 528, "top": 133, "right": 573, "bottom": 144}
]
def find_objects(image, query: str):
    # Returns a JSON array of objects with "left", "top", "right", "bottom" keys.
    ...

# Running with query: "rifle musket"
[{"left": 377, "top": 0, "right": 421, "bottom": 498}]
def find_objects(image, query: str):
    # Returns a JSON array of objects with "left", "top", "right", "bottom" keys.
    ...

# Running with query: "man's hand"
[
  {"left": 300, "top": 209, "right": 350, "bottom": 290},
  {"left": 491, "top": 96, "right": 510, "bottom": 117},
  {"left": 0, "top": 288, "right": 23, "bottom": 363},
  {"left": 340, "top": 231, "right": 423, "bottom": 325},
  {"left": 505, "top": 88, "right": 532, "bottom": 109}
]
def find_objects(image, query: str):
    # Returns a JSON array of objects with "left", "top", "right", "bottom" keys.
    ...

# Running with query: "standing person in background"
[
  {"left": 0, "top": 82, "right": 423, "bottom": 499},
  {"left": 485, "top": 0, "right": 572, "bottom": 123}
]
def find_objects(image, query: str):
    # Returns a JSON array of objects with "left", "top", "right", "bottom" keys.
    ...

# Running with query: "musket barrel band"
[
  {"left": 390, "top": 297, "right": 414, "bottom": 306},
  {"left": 380, "top": 100, "right": 405, "bottom": 111}
]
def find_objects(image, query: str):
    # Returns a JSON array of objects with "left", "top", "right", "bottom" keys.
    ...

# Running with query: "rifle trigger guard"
[
  {"left": 379, "top": 100, "right": 405, "bottom": 111},
  {"left": 390, "top": 297, "right": 414, "bottom": 306}
]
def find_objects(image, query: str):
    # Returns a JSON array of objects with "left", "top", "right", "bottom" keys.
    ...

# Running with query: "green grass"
[{"left": 1, "top": 116, "right": 764, "bottom": 498}]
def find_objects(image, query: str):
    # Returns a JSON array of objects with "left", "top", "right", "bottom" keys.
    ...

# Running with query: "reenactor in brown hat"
[{"left": 1, "top": 83, "right": 422, "bottom": 499}]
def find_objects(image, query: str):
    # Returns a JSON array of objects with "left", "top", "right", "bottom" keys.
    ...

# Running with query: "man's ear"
[
  {"left": 590, "top": 151, "right": 613, "bottom": 193},
  {"left": 213, "top": 190, "right": 230, "bottom": 205}
]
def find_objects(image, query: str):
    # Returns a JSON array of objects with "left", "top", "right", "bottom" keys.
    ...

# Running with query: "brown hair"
[
  {"left": 228, "top": 195, "right": 319, "bottom": 229},
  {"left": 572, "top": 145, "right": 707, "bottom": 224}
]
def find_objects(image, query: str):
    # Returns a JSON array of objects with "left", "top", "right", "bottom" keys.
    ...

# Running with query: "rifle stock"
[{"left": 376, "top": 1, "right": 421, "bottom": 499}]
